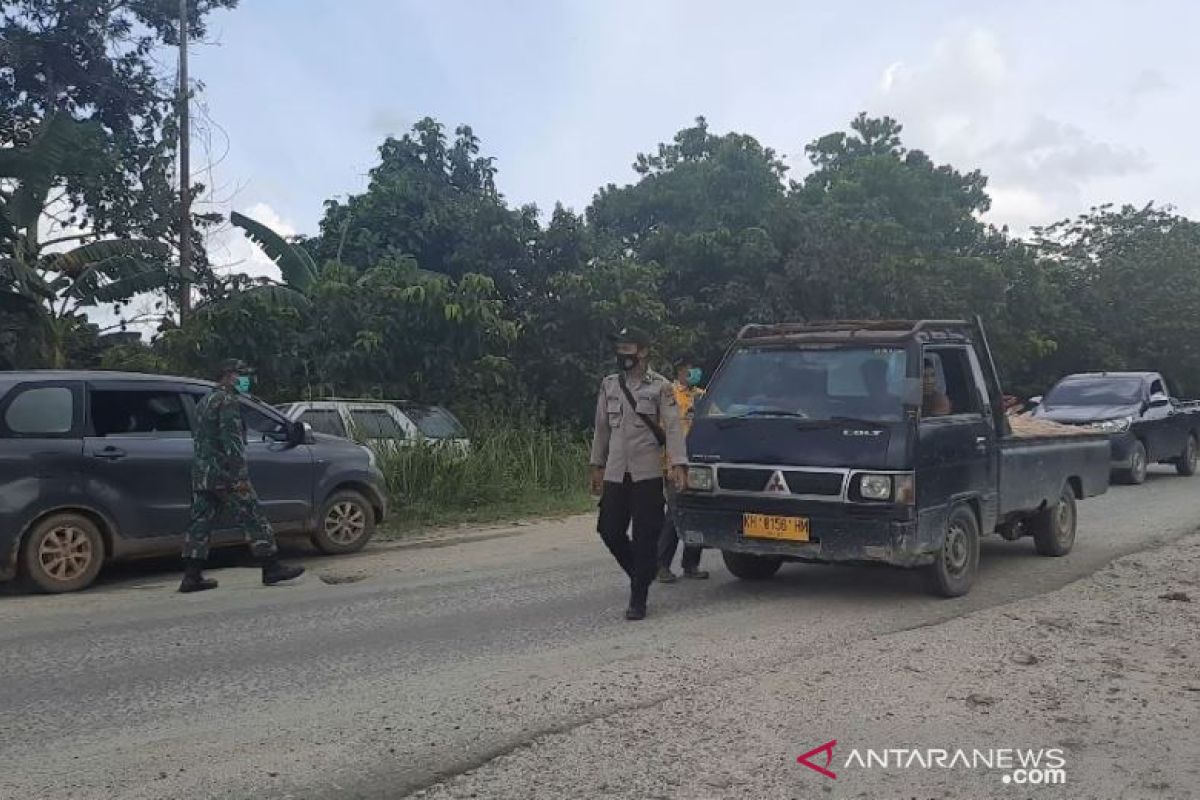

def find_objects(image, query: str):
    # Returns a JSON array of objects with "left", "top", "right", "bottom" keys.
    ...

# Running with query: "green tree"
[
  {"left": 587, "top": 117, "right": 789, "bottom": 365},
  {"left": 1031, "top": 204, "right": 1200, "bottom": 395},
  {"left": 1, "top": 0, "right": 235, "bottom": 248},
  {"left": 309, "top": 118, "right": 540, "bottom": 302},
  {"left": 2, "top": 113, "right": 174, "bottom": 366}
]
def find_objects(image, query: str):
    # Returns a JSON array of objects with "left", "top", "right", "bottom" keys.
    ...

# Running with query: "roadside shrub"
[{"left": 374, "top": 415, "right": 590, "bottom": 529}]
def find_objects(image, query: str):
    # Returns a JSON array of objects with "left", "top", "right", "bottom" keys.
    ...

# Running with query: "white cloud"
[{"left": 871, "top": 25, "right": 1151, "bottom": 234}]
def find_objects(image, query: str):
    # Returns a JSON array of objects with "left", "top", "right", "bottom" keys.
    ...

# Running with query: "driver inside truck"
[{"left": 922, "top": 358, "right": 953, "bottom": 417}]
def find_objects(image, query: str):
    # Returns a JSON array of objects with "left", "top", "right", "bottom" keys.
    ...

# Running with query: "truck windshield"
[
  {"left": 702, "top": 346, "right": 908, "bottom": 422},
  {"left": 1045, "top": 378, "right": 1143, "bottom": 407}
]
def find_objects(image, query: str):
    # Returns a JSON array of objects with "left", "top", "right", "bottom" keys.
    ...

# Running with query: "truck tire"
[
  {"left": 1118, "top": 440, "right": 1148, "bottom": 485},
  {"left": 1030, "top": 486, "right": 1077, "bottom": 557},
  {"left": 722, "top": 550, "right": 783, "bottom": 580},
  {"left": 21, "top": 513, "right": 106, "bottom": 593},
  {"left": 311, "top": 490, "right": 376, "bottom": 554},
  {"left": 1176, "top": 434, "right": 1198, "bottom": 476},
  {"left": 925, "top": 505, "right": 979, "bottom": 598}
]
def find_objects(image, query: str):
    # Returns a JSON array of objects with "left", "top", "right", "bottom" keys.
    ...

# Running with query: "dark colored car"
[
  {"left": 1029, "top": 371, "right": 1200, "bottom": 484},
  {"left": 0, "top": 371, "right": 389, "bottom": 593},
  {"left": 675, "top": 318, "right": 1110, "bottom": 597}
]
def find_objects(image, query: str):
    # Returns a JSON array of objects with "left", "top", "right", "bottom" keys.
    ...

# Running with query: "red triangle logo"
[{"left": 797, "top": 739, "right": 838, "bottom": 779}]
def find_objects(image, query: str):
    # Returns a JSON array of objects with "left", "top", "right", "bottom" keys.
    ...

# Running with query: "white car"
[{"left": 277, "top": 399, "right": 470, "bottom": 454}]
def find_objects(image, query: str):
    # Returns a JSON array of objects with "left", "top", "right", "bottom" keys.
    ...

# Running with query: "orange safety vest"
[{"left": 663, "top": 382, "right": 704, "bottom": 471}]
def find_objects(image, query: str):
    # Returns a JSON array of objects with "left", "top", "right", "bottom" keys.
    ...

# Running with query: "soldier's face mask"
[
  {"left": 687, "top": 368, "right": 702, "bottom": 387},
  {"left": 233, "top": 375, "right": 252, "bottom": 395}
]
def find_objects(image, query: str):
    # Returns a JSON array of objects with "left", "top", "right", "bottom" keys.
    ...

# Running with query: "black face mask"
[{"left": 617, "top": 353, "right": 640, "bottom": 372}]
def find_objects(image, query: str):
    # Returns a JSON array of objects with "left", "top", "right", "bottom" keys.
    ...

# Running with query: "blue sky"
[{"left": 184, "top": 0, "right": 1200, "bottom": 278}]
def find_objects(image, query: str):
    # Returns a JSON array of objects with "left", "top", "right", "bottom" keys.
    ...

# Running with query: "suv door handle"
[
  {"left": 975, "top": 436, "right": 989, "bottom": 451},
  {"left": 93, "top": 446, "right": 127, "bottom": 460}
]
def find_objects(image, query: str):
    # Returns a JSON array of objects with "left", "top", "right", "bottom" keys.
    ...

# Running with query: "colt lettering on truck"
[{"left": 674, "top": 319, "right": 1112, "bottom": 596}]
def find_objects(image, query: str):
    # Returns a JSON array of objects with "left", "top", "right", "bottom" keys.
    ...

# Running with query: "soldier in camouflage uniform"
[{"left": 178, "top": 359, "right": 305, "bottom": 593}]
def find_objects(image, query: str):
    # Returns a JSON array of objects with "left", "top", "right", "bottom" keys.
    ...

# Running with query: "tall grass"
[{"left": 374, "top": 417, "right": 592, "bottom": 532}]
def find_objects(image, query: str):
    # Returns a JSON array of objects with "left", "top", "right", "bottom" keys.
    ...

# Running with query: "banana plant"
[
  {"left": 2, "top": 113, "right": 177, "bottom": 365},
  {"left": 228, "top": 210, "right": 317, "bottom": 309}
]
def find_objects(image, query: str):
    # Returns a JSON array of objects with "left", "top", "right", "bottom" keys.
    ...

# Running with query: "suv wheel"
[
  {"left": 22, "top": 513, "right": 105, "bottom": 593},
  {"left": 311, "top": 490, "right": 376, "bottom": 554}
]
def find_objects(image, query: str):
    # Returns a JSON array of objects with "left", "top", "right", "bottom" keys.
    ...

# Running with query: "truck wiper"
[{"left": 715, "top": 409, "right": 809, "bottom": 427}]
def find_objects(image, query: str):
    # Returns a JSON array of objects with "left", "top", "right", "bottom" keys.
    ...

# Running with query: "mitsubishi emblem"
[{"left": 764, "top": 471, "right": 791, "bottom": 494}]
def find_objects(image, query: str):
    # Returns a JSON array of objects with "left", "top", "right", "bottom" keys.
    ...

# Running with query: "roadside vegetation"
[
  {"left": 372, "top": 417, "right": 592, "bottom": 534},
  {"left": 7, "top": 1, "right": 1200, "bottom": 527}
]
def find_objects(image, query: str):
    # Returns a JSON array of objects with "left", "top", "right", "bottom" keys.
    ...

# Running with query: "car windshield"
[
  {"left": 701, "top": 345, "right": 909, "bottom": 422},
  {"left": 401, "top": 405, "right": 467, "bottom": 438},
  {"left": 1045, "top": 378, "right": 1143, "bottom": 407}
]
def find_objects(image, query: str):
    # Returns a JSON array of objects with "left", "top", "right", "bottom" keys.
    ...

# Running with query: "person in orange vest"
[{"left": 657, "top": 357, "right": 709, "bottom": 582}]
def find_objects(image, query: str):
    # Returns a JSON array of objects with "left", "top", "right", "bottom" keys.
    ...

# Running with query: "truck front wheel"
[
  {"left": 722, "top": 551, "right": 783, "bottom": 580},
  {"left": 1030, "top": 486, "right": 1077, "bottom": 557},
  {"left": 1118, "top": 440, "right": 1148, "bottom": 485},
  {"left": 925, "top": 505, "right": 979, "bottom": 598}
]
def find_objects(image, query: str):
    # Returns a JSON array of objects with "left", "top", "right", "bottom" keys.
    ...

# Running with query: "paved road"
[{"left": 2, "top": 467, "right": 1198, "bottom": 800}]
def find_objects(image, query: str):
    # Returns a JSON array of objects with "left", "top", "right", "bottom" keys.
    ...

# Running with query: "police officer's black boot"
[
  {"left": 261, "top": 558, "right": 305, "bottom": 586},
  {"left": 178, "top": 558, "right": 218, "bottom": 593}
]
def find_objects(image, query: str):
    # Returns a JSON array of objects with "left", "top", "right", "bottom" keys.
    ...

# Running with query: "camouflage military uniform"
[{"left": 182, "top": 385, "right": 277, "bottom": 561}]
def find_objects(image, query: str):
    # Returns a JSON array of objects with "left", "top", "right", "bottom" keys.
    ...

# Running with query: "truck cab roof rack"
[{"left": 736, "top": 319, "right": 972, "bottom": 341}]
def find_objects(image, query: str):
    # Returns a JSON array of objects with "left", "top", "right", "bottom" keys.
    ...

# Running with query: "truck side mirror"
[
  {"left": 1148, "top": 393, "right": 1170, "bottom": 408},
  {"left": 1028, "top": 395, "right": 1042, "bottom": 407}
]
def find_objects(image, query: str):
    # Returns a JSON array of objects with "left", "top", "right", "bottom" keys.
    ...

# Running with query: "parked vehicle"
[
  {"left": 277, "top": 398, "right": 470, "bottom": 454},
  {"left": 674, "top": 318, "right": 1110, "bottom": 597},
  {"left": 0, "top": 371, "right": 388, "bottom": 593},
  {"left": 1029, "top": 372, "right": 1200, "bottom": 484}
]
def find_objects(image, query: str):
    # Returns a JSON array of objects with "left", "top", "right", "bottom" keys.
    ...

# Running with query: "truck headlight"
[
  {"left": 1091, "top": 416, "right": 1133, "bottom": 433},
  {"left": 859, "top": 473, "right": 893, "bottom": 501},
  {"left": 687, "top": 465, "right": 715, "bottom": 492}
]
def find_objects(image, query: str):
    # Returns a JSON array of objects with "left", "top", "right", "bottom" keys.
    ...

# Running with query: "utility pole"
[{"left": 177, "top": 0, "right": 192, "bottom": 323}]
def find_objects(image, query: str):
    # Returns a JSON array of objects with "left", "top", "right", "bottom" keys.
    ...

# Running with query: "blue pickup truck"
[
  {"left": 674, "top": 318, "right": 1110, "bottom": 598},
  {"left": 1029, "top": 371, "right": 1200, "bottom": 484}
]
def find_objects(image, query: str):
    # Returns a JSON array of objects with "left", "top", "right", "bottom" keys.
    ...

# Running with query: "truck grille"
[
  {"left": 718, "top": 467, "right": 774, "bottom": 492},
  {"left": 782, "top": 471, "right": 844, "bottom": 496},
  {"left": 717, "top": 467, "right": 844, "bottom": 496}
]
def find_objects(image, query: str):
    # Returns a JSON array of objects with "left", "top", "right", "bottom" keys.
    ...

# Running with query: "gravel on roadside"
[{"left": 415, "top": 534, "right": 1200, "bottom": 800}]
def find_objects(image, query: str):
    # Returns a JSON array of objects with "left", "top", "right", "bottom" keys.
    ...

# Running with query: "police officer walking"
[
  {"left": 589, "top": 327, "right": 687, "bottom": 620},
  {"left": 178, "top": 359, "right": 305, "bottom": 593}
]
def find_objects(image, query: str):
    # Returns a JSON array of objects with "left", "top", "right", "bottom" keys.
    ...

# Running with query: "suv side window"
[
  {"left": 3, "top": 385, "right": 77, "bottom": 435},
  {"left": 1150, "top": 378, "right": 1165, "bottom": 397},
  {"left": 240, "top": 399, "right": 290, "bottom": 442},
  {"left": 89, "top": 389, "right": 191, "bottom": 437}
]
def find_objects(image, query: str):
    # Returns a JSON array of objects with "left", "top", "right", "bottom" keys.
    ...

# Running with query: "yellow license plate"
[{"left": 742, "top": 513, "right": 809, "bottom": 541}]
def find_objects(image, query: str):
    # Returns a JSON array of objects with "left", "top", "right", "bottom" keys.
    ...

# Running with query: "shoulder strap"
[{"left": 618, "top": 373, "right": 666, "bottom": 446}]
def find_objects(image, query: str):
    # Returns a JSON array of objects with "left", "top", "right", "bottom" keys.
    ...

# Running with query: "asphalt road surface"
[{"left": 2, "top": 467, "right": 1198, "bottom": 800}]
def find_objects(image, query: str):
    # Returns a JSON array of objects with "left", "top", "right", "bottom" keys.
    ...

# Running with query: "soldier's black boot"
[
  {"left": 178, "top": 559, "right": 218, "bottom": 593},
  {"left": 261, "top": 558, "right": 304, "bottom": 586}
]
